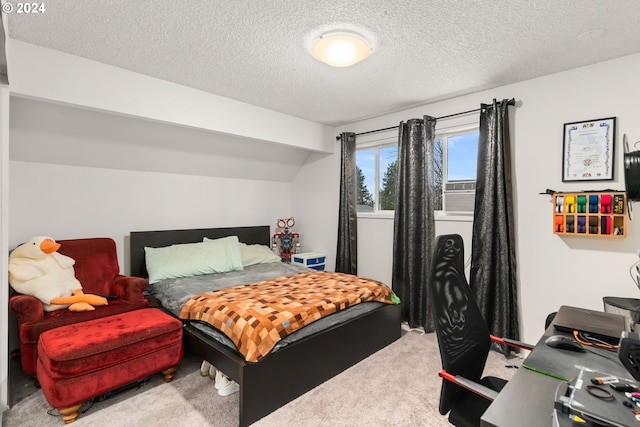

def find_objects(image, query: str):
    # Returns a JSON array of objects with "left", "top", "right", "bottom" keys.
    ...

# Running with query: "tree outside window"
[
  {"left": 379, "top": 160, "right": 396, "bottom": 210},
  {"left": 355, "top": 127, "right": 473, "bottom": 213},
  {"left": 356, "top": 165, "right": 374, "bottom": 211}
]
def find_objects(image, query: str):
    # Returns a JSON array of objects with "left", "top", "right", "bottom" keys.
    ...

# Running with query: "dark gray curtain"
[
  {"left": 336, "top": 132, "right": 358, "bottom": 275},
  {"left": 392, "top": 117, "right": 437, "bottom": 331},
  {"left": 470, "top": 99, "right": 519, "bottom": 355}
]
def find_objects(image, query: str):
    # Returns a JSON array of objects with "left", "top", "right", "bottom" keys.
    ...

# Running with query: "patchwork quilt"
[{"left": 179, "top": 270, "right": 397, "bottom": 362}]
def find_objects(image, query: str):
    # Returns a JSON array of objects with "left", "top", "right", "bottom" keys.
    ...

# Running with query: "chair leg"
[
  {"left": 161, "top": 366, "right": 178, "bottom": 382},
  {"left": 57, "top": 403, "right": 82, "bottom": 424}
]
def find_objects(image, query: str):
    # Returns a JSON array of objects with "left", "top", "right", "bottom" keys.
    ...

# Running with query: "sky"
[{"left": 356, "top": 132, "right": 478, "bottom": 196}]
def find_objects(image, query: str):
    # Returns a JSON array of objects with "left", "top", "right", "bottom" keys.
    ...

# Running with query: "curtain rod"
[{"left": 335, "top": 98, "right": 516, "bottom": 141}]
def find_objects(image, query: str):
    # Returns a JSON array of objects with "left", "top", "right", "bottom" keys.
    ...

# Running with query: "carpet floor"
[{"left": 2, "top": 330, "right": 522, "bottom": 426}]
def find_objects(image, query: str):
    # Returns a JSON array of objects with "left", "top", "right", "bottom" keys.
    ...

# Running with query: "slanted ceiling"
[{"left": 9, "top": 98, "right": 312, "bottom": 182}]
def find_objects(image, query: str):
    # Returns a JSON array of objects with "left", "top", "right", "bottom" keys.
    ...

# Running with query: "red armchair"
[{"left": 9, "top": 237, "right": 148, "bottom": 376}]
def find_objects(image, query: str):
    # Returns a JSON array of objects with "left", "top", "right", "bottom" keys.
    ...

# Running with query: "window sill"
[
  {"left": 357, "top": 212, "right": 395, "bottom": 220},
  {"left": 435, "top": 212, "right": 474, "bottom": 222},
  {"left": 357, "top": 211, "right": 474, "bottom": 222}
]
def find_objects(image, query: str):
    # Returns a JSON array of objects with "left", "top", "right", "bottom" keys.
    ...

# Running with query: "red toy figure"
[{"left": 272, "top": 217, "right": 300, "bottom": 263}]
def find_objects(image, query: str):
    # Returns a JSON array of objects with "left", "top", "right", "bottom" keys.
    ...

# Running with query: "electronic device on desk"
[
  {"left": 553, "top": 306, "right": 629, "bottom": 347},
  {"left": 545, "top": 335, "right": 585, "bottom": 352},
  {"left": 619, "top": 331, "right": 640, "bottom": 381},
  {"left": 553, "top": 368, "right": 640, "bottom": 427},
  {"left": 550, "top": 332, "right": 640, "bottom": 426}
]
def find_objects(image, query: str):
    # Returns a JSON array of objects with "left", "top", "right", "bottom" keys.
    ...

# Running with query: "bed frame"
[{"left": 130, "top": 226, "right": 401, "bottom": 427}]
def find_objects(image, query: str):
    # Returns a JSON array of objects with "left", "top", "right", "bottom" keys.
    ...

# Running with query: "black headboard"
[{"left": 130, "top": 225, "right": 271, "bottom": 278}]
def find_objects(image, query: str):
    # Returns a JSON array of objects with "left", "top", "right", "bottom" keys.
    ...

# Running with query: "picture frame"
[{"left": 562, "top": 117, "right": 616, "bottom": 182}]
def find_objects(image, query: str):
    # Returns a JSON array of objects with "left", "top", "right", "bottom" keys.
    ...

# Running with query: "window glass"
[
  {"left": 433, "top": 138, "right": 444, "bottom": 210},
  {"left": 355, "top": 127, "right": 477, "bottom": 214},
  {"left": 446, "top": 132, "right": 478, "bottom": 181},
  {"left": 355, "top": 149, "right": 375, "bottom": 212},
  {"left": 378, "top": 146, "right": 398, "bottom": 210}
]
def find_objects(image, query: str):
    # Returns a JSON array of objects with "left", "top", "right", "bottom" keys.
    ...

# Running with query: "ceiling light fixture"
[{"left": 310, "top": 31, "right": 372, "bottom": 67}]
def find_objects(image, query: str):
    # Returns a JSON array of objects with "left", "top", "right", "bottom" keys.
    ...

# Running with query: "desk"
[{"left": 481, "top": 306, "right": 631, "bottom": 427}]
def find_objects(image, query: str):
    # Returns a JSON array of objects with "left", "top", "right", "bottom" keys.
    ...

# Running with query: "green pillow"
[
  {"left": 237, "top": 242, "right": 281, "bottom": 266},
  {"left": 203, "top": 238, "right": 281, "bottom": 266},
  {"left": 145, "top": 235, "right": 243, "bottom": 284}
]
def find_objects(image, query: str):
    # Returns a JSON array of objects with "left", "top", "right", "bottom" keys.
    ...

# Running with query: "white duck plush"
[{"left": 9, "top": 236, "right": 108, "bottom": 312}]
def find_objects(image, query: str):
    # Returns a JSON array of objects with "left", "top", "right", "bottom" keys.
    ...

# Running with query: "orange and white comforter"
[{"left": 179, "top": 270, "right": 397, "bottom": 362}]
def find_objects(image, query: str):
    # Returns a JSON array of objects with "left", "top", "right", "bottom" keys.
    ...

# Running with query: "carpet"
[{"left": 1, "top": 330, "right": 521, "bottom": 426}]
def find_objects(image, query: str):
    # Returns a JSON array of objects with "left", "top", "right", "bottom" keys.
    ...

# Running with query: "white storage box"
[{"left": 292, "top": 252, "right": 326, "bottom": 271}]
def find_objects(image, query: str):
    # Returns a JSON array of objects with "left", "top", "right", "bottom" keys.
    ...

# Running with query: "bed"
[{"left": 129, "top": 226, "right": 401, "bottom": 426}]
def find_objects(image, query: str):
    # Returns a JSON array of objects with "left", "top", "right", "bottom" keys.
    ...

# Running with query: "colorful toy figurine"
[{"left": 272, "top": 217, "right": 300, "bottom": 263}]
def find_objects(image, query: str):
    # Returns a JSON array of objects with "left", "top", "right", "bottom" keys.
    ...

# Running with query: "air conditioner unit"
[{"left": 443, "top": 181, "right": 476, "bottom": 212}]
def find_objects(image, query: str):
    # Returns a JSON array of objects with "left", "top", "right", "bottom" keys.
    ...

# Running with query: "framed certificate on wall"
[{"left": 562, "top": 117, "right": 616, "bottom": 182}]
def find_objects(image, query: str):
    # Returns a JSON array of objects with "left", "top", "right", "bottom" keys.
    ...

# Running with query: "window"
[
  {"left": 438, "top": 129, "right": 479, "bottom": 212},
  {"left": 356, "top": 127, "right": 479, "bottom": 213},
  {"left": 356, "top": 144, "right": 397, "bottom": 212}
]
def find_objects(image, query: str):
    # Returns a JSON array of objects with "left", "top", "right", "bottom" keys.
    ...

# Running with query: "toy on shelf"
[{"left": 272, "top": 217, "right": 300, "bottom": 263}]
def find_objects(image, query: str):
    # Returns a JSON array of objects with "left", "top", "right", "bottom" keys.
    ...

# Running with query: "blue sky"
[
  {"left": 447, "top": 133, "right": 478, "bottom": 181},
  {"left": 356, "top": 132, "right": 478, "bottom": 195}
]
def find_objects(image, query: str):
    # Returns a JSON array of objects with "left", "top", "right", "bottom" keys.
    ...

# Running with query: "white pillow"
[
  {"left": 237, "top": 242, "right": 281, "bottom": 266},
  {"left": 145, "top": 235, "right": 243, "bottom": 284}
]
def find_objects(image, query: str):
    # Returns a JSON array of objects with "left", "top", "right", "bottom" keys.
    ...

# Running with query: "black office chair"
[{"left": 430, "top": 234, "right": 532, "bottom": 427}]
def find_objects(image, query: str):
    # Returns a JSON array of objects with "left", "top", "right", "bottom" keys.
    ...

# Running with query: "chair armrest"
[
  {"left": 438, "top": 369, "right": 499, "bottom": 401},
  {"left": 491, "top": 335, "right": 534, "bottom": 351},
  {"left": 8, "top": 294, "right": 44, "bottom": 324},
  {"left": 111, "top": 275, "right": 148, "bottom": 301}
]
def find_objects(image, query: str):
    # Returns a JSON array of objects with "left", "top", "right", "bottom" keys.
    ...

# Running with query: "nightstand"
[{"left": 292, "top": 252, "right": 326, "bottom": 271}]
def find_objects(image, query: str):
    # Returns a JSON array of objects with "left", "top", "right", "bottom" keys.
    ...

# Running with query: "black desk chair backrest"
[{"left": 430, "top": 234, "right": 501, "bottom": 426}]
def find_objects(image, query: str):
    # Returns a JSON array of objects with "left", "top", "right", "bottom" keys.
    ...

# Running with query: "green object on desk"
[
  {"left": 520, "top": 335, "right": 581, "bottom": 383},
  {"left": 521, "top": 363, "right": 570, "bottom": 382},
  {"left": 522, "top": 332, "right": 630, "bottom": 386}
]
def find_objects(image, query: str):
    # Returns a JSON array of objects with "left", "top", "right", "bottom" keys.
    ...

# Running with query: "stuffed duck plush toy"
[{"left": 8, "top": 236, "right": 108, "bottom": 312}]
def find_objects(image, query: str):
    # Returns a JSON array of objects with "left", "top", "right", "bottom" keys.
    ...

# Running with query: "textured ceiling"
[{"left": 4, "top": 0, "right": 640, "bottom": 126}]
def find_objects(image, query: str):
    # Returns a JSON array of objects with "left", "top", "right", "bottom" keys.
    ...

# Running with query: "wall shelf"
[{"left": 553, "top": 192, "right": 626, "bottom": 238}]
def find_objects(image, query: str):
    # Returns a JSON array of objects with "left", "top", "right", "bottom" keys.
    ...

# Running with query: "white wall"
[
  {"left": 294, "top": 52, "right": 640, "bottom": 344},
  {"left": 9, "top": 162, "right": 293, "bottom": 271},
  {"left": 9, "top": 97, "right": 314, "bottom": 183},
  {"left": 354, "top": 217, "right": 473, "bottom": 286},
  {"left": 0, "top": 87, "right": 10, "bottom": 413}
]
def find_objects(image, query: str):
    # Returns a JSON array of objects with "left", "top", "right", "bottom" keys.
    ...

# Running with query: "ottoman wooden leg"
[
  {"left": 58, "top": 403, "right": 82, "bottom": 424},
  {"left": 161, "top": 366, "right": 178, "bottom": 382}
]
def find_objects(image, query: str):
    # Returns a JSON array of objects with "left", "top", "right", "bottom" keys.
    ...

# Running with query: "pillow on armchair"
[{"left": 9, "top": 237, "right": 149, "bottom": 377}]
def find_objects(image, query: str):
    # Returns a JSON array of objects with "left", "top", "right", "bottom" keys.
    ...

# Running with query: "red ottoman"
[{"left": 37, "top": 308, "right": 183, "bottom": 424}]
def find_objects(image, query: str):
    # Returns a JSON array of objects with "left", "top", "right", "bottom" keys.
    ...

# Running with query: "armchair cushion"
[
  {"left": 9, "top": 237, "right": 148, "bottom": 376},
  {"left": 58, "top": 238, "right": 126, "bottom": 296}
]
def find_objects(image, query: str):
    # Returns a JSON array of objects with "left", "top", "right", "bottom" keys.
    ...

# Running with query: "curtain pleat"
[
  {"left": 336, "top": 132, "right": 358, "bottom": 275},
  {"left": 470, "top": 99, "right": 519, "bottom": 355},
  {"left": 392, "top": 117, "right": 437, "bottom": 331}
]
